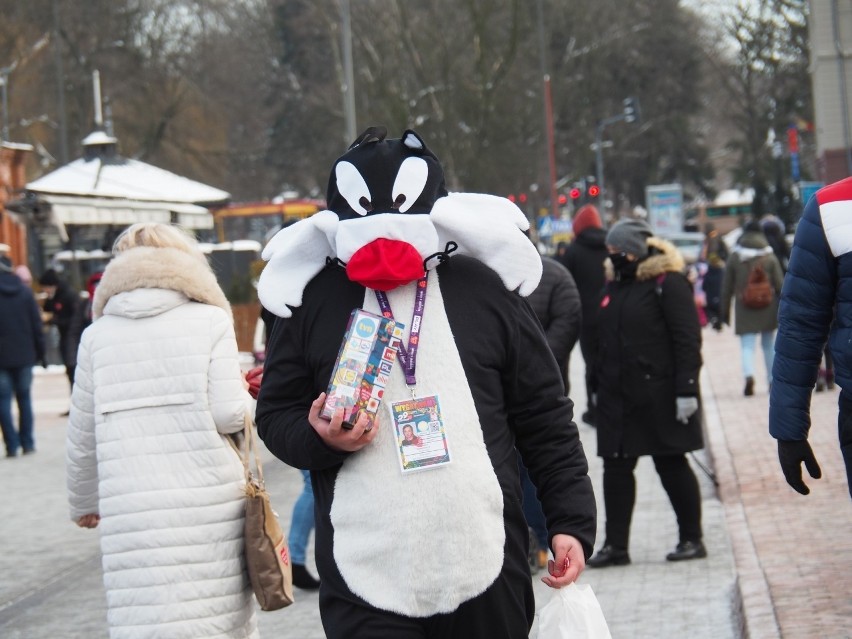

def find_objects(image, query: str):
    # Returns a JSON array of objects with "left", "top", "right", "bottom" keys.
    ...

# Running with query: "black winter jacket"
[
  {"left": 594, "top": 238, "right": 703, "bottom": 457},
  {"left": 558, "top": 227, "right": 608, "bottom": 330},
  {"left": 525, "top": 257, "right": 581, "bottom": 373},
  {"left": 43, "top": 280, "right": 78, "bottom": 334},
  {"left": 0, "top": 269, "right": 46, "bottom": 369}
]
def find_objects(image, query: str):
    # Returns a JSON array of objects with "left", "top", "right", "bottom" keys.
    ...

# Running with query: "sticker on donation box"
[{"left": 391, "top": 394, "right": 451, "bottom": 473}]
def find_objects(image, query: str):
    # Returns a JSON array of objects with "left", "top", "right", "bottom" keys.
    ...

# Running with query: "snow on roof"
[
  {"left": 2, "top": 141, "right": 34, "bottom": 151},
  {"left": 27, "top": 155, "right": 230, "bottom": 204},
  {"left": 82, "top": 130, "right": 118, "bottom": 146},
  {"left": 714, "top": 188, "right": 754, "bottom": 205}
]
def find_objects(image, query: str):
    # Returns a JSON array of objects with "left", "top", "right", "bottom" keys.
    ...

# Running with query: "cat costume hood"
[{"left": 257, "top": 126, "right": 543, "bottom": 315}]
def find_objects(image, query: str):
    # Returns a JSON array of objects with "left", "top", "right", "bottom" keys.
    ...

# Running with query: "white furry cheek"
[{"left": 335, "top": 214, "right": 441, "bottom": 263}]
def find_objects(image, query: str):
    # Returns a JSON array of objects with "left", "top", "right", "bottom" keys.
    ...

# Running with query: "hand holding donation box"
[{"left": 321, "top": 309, "right": 404, "bottom": 430}]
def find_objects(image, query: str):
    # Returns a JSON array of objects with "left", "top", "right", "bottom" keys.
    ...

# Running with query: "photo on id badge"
[{"left": 391, "top": 394, "right": 451, "bottom": 473}]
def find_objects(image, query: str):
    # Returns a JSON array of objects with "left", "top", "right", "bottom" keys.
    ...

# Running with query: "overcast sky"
[{"left": 682, "top": 0, "right": 752, "bottom": 19}]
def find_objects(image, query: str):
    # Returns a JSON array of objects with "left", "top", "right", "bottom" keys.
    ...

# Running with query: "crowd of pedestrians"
[{"left": 3, "top": 133, "right": 852, "bottom": 637}]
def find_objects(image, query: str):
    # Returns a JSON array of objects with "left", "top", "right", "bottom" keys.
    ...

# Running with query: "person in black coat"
[
  {"left": 559, "top": 204, "right": 608, "bottom": 425},
  {"left": 525, "top": 255, "right": 581, "bottom": 392},
  {"left": 760, "top": 214, "right": 790, "bottom": 274},
  {"left": 700, "top": 223, "right": 728, "bottom": 327},
  {"left": 38, "top": 269, "right": 79, "bottom": 389},
  {"left": 0, "top": 257, "right": 46, "bottom": 456},
  {"left": 587, "top": 219, "right": 706, "bottom": 567}
]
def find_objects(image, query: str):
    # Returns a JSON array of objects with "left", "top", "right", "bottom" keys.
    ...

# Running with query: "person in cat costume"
[{"left": 255, "top": 127, "right": 596, "bottom": 639}]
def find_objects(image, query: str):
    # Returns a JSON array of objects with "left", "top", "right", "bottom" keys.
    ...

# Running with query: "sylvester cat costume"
[{"left": 255, "top": 127, "right": 596, "bottom": 638}]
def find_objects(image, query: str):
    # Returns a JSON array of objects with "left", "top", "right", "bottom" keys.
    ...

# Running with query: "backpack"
[{"left": 741, "top": 260, "right": 773, "bottom": 309}]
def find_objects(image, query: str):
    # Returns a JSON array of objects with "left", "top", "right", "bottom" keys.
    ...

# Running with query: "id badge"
[{"left": 390, "top": 394, "right": 451, "bottom": 473}]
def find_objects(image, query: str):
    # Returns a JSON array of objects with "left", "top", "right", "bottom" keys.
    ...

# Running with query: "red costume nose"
[{"left": 346, "top": 238, "right": 425, "bottom": 291}]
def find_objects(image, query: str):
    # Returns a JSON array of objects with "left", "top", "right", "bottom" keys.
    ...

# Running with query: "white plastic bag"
[{"left": 537, "top": 582, "right": 612, "bottom": 639}]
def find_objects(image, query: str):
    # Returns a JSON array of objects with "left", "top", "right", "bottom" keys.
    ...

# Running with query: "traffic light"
[
  {"left": 623, "top": 96, "right": 641, "bottom": 124},
  {"left": 569, "top": 186, "right": 582, "bottom": 201},
  {"left": 557, "top": 193, "right": 568, "bottom": 206},
  {"left": 584, "top": 176, "right": 599, "bottom": 202}
]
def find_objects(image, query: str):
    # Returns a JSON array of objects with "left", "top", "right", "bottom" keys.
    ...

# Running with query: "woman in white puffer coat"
[{"left": 66, "top": 222, "right": 259, "bottom": 639}]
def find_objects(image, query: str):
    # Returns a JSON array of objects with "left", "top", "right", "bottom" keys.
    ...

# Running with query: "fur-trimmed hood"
[
  {"left": 605, "top": 236, "right": 685, "bottom": 281},
  {"left": 93, "top": 246, "right": 231, "bottom": 320}
]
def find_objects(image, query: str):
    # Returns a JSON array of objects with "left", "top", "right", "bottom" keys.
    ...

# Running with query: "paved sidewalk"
[
  {"left": 701, "top": 328, "right": 852, "bottom": 639},
  {"left": 1, "top": 329, "right": 844, "bottom": 638}
]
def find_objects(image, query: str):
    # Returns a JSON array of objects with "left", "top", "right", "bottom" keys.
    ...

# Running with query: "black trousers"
[
  {"left": 319, "top": 564, "right": 535, "bottom": 639},
  {"left": 578, "top": 327, "right": 597, "bottom": 413},
  {"left": 703, "top": 266, "right": 724, "bottom": 322},
  {"left": 58, "top": 328, "right": 75, "bottom": 387},
  {"left": 602, "top": 454, "right": 702, "bottom": 550},
  {"left": 836, "top": 391, "right": 852, "bottom": 499}
]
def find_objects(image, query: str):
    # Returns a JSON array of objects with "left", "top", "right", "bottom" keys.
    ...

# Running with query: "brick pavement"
[{"left": 701, "top": 328, "right": 852, "bottom": 639}]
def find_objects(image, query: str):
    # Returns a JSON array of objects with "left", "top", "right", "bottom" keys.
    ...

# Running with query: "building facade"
[{"left": 810, "top": 0, "right": 852, "bottom": 183}]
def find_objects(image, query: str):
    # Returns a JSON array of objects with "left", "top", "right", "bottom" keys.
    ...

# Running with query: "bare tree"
[
  {"left": 0, "top": 0, "right": 809, "bottom": 220},
  {"left": 708, "top": 0, "right": 812, "bottom": 219}
]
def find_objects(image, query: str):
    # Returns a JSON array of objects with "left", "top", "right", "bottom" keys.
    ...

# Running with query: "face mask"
[{"left": 608, "top": 251, "right": 638, "bottom": 278}]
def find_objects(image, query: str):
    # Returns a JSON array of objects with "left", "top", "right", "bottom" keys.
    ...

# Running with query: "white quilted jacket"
[{"left": 66, "top": 246, "right": 259, "bottom": 639}]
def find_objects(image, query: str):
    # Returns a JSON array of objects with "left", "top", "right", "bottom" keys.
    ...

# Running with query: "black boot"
[
  {"left": 587, "top": 544, "right": 630, "bottom": 568},
  {"left": 744, "top": 376, "right": 755, "bottom": 397},
  {"left": 666, "top": 540, "right": 707, "bottom": 562},
  {"left": 292, "top": 563, "right": 321, "bottom": 590}
]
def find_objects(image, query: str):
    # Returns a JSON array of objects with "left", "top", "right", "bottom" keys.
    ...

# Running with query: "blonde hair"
[{"left": 112, "top": 223, "right": 204, "bottom": 259}]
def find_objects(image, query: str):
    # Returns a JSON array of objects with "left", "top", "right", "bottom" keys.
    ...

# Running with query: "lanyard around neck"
[{"left": 374, "top": 275, "right": 428, "bottom": 388}]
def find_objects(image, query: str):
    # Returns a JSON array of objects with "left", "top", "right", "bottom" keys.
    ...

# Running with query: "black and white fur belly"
[{"left": 329, "top": 271, "right": 505, "bottom": 616}]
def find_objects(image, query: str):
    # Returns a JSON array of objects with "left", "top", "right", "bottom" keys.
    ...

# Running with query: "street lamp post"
[
  {"left": 592, "top": 97, "right": 641, "bottom": 212},
  {"left": 593, "top": 116, "right": 622, "bottom": 205},
  {"left": 340, "top": 0, "right": 356, "bottom": 144},
  {"left": 53, "top": 0, "right": 69, "bottom": 164},
  {"left": 535, "top": 0, "right": 559, "bottom": 221}
]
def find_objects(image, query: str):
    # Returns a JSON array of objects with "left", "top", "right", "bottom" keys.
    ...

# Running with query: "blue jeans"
[
  {"left": 518, "top": 459, "right": 548, "bottom": 548},
  {"left": 0, "top": 367, "right": 35, "bottom": 455},
  {"left": 740, "top": 331, "right": 775, "bottom": 384},
  {"left": 288, "top": 469, "right": 315, "bottom": 565}
]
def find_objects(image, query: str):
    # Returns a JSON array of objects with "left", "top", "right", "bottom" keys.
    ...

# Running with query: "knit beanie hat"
[
  {"left": 38, "top": 268, "right": 59, "bottom": 286},
  {"left": 605, "top": 218, "right": 653, "bottom": 258},
  {"left": 572, "top": 204, "right": 602, "bottom": 235},
  {"left": 743, "top": 219, "right": 764, "bottom": 235}
]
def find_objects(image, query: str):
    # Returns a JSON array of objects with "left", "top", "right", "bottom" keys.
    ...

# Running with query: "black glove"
[
  {"left": 712, "top": 319, "right": 723, "bottom": 332},
  {"left": 777, "top": 440, "right": 822, "bottom": 495}
]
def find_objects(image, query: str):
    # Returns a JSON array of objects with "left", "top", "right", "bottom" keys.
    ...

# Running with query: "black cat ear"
[{"left": 349, "top": 126, "right": 388, "bottom": 150}]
